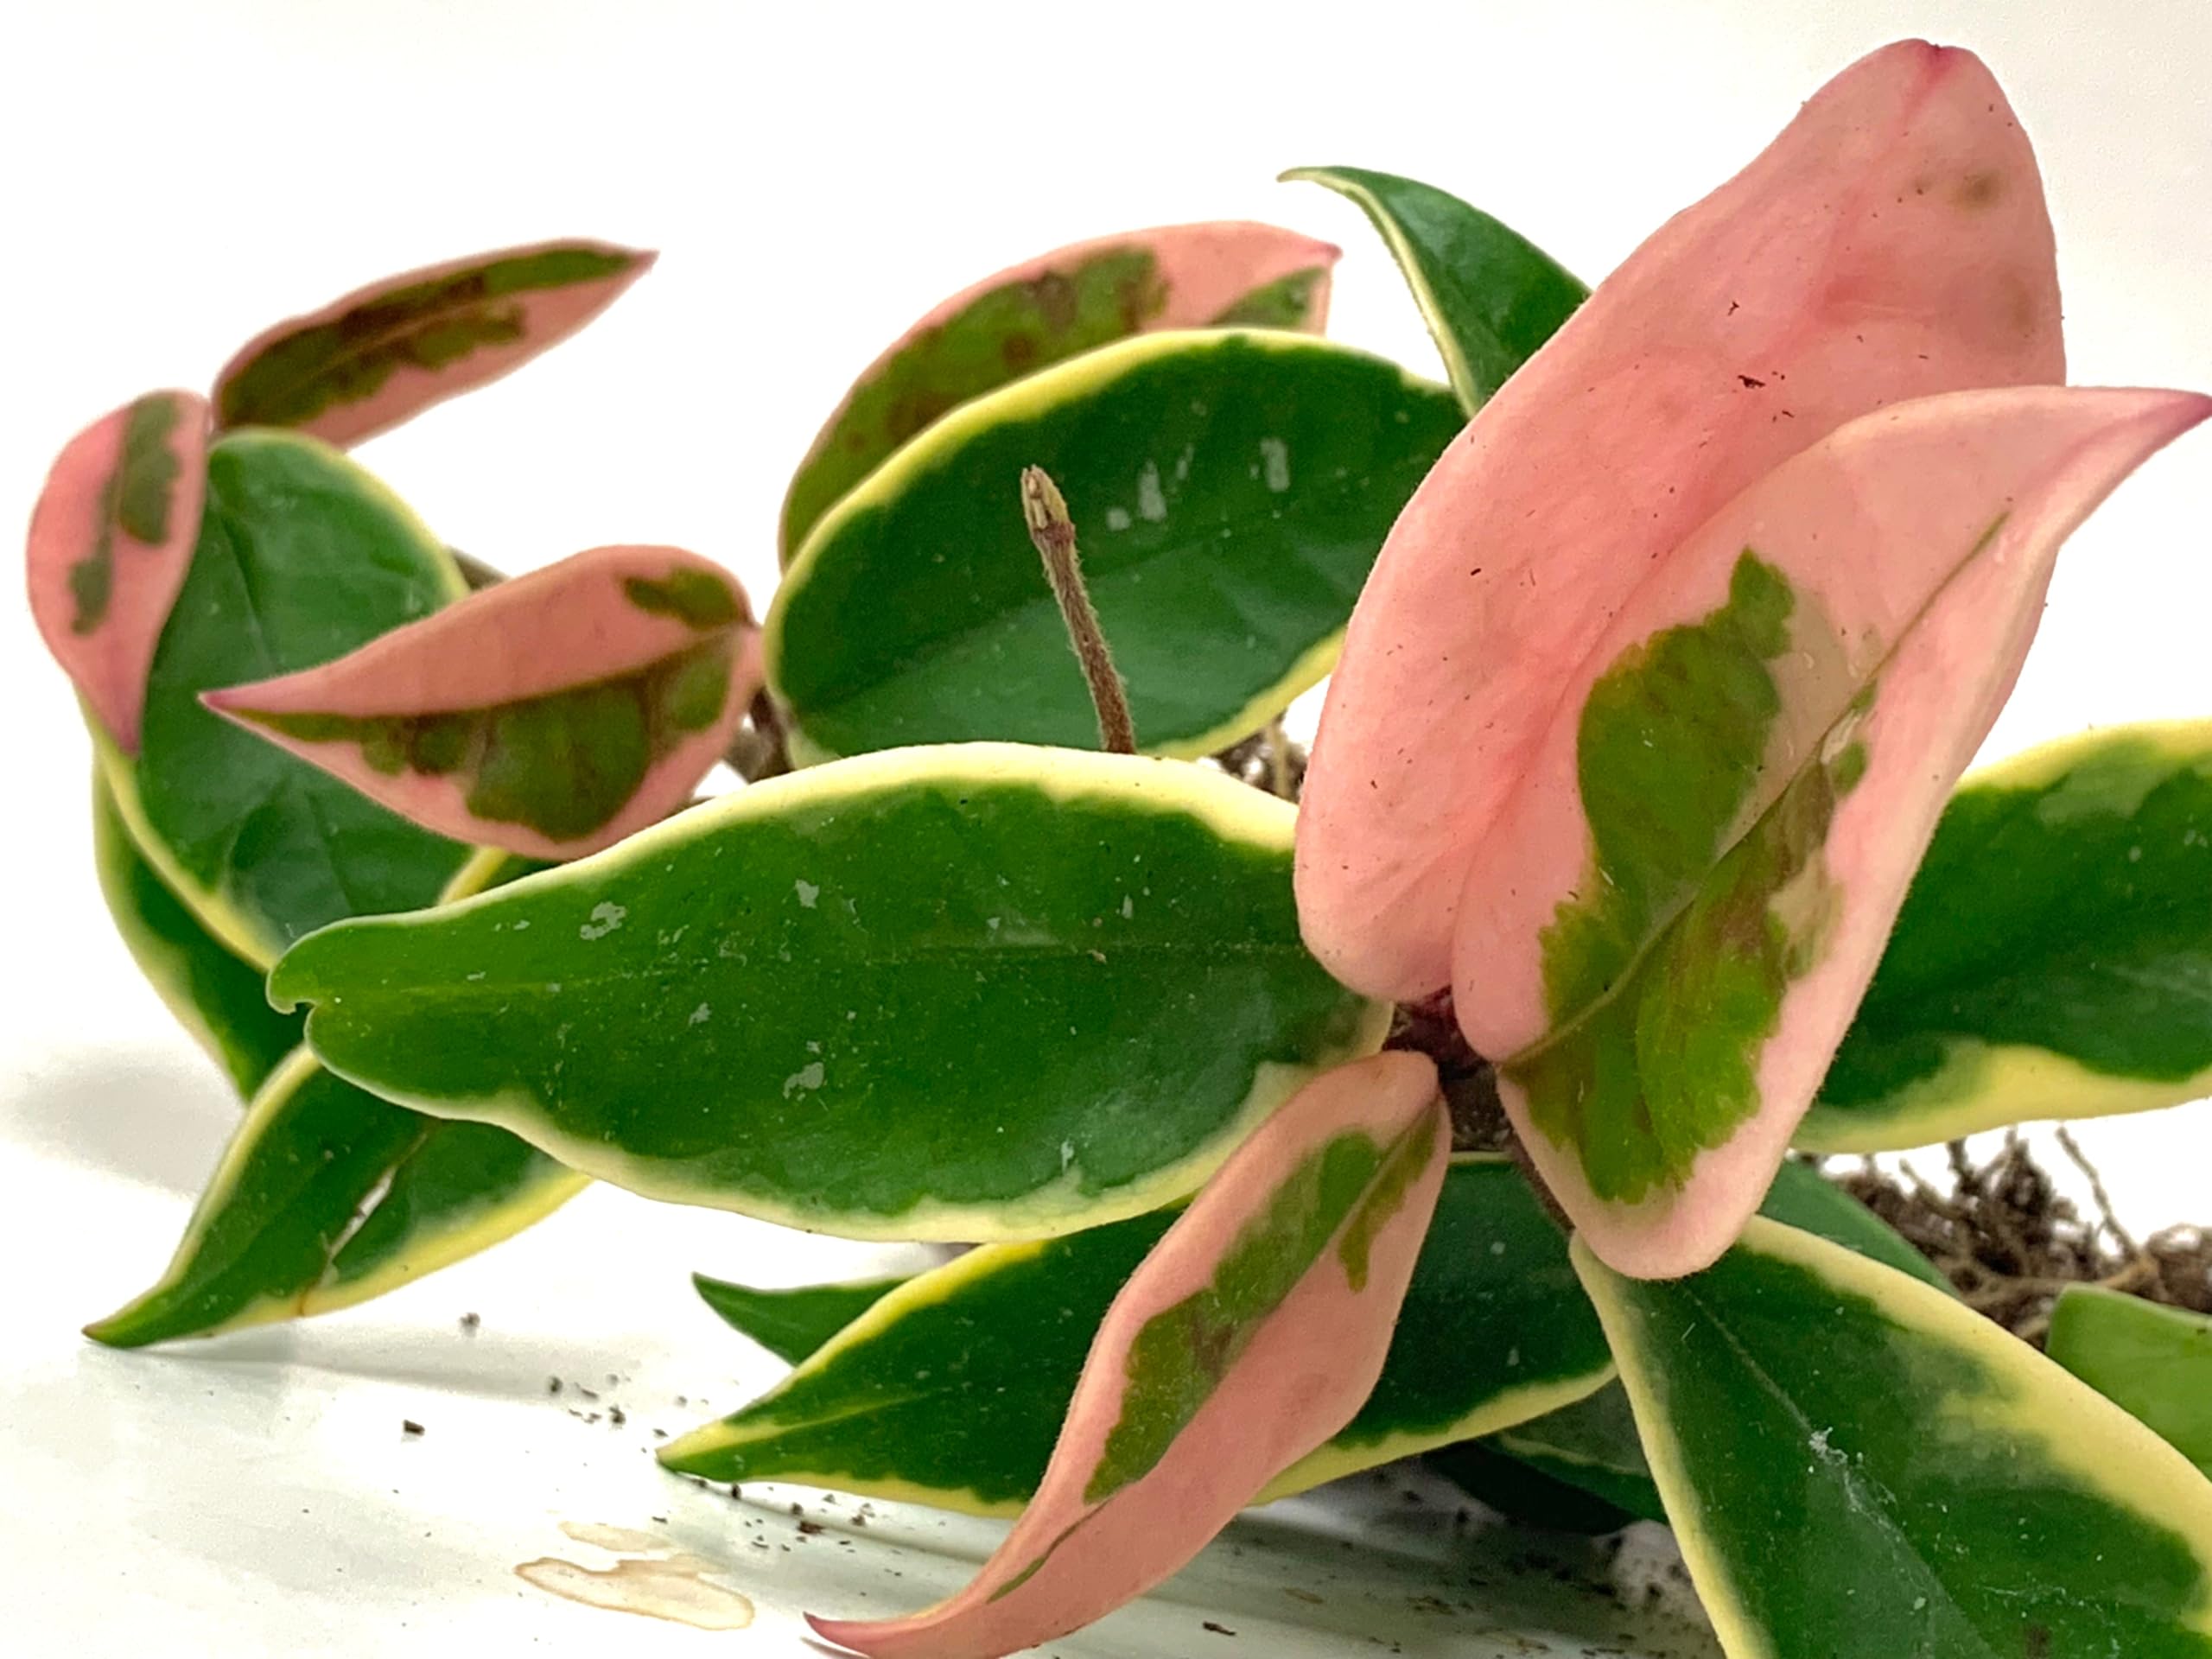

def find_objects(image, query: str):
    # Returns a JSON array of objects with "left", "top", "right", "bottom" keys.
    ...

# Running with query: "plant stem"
[
  {"left": 728, "top": 688, "right": 793, "bottom": 783},
  {"left": 1020, "top": 466, "right": 1136, "bottom": 755}
]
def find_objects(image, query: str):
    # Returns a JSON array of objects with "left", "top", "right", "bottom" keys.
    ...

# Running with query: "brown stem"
[
  {"left": 728, "top": 688, "right": 792, "bottom": 783},
  {"left": 448, "top": 548, "right": 506, "bottom": 591},
  {"left": 1020, "top": 467, "right": 1136, "bottom": 755},
  {"left": 1265, "top": 715, "right": 1294, "bottom": 799}
]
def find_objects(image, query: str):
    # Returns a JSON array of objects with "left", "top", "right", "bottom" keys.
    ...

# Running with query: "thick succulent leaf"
[
  {"left": 1753, "top": 1158, "right": 1955, "bottom": 1293},
  {"left": 692, "top": 1273, "right": 907, "bottom": 1367},
  {"left": 270, "top": 746, "right": 1387, "bottom": 1240},
  {"left": 779, "top": 221, "right": 1338, "bottom": 561},
  {"left": 213, "top": 240, "right": 653, "bottom": 447},
  {"left": 102, "top": 431, "right": 473, "bottom": 967},
  {"left": 661, "top": 1154, "right": 1610, "bottom": 1510},
  {"left": 771, "top": 331, "right": 1463, "bottom": 760},
  {"left": 1578, "top": 1217, "right": 2212, "bottom": 1659},
  {"left": 1453, "top": 387, "right": 2209, "bottom": 1277},
  {"left": 92, "top": 769, "right": 302, "bottom": 1096},
  {"left": 204, "top": 545, "right": 760, "bottom": 860},
  {"left": 83, "top": 1050, "right": 582, "bottom": 1347},
  {"left": 1806, "top": 721, "right": 2212, "bottom": 1151},
  {"left": 1299, "top": 39, "right": 2067, "bottom": 1002},
  {"left": 2048, "top": 1286, "right": 2212, "bottom": 1478},
  {"left": 807, "top": 1052, "right": 1450, "bottom": 1659},
  {"left": 1281, "top": 166, "right": 1586, "bottom": 412},
  {"left": 27, "top": 391, "right": 209, "bottom": 751}
]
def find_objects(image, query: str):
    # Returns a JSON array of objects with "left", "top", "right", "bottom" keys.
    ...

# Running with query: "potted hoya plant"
[{"left": 26, "top": 36, "right": 2212, "bottom": 1658}]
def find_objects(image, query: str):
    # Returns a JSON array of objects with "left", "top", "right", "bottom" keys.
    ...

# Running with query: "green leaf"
[
  {"left": 692, "top": 1272, "right": 906, "bottom": 1367},
  {"left": 104, "top": 430, "right": 472, "bottom": 968},
  {"left": 84, "top": 1048, "right": 583, "bottom": 1347},
  {"left": 1753, "top": 1158, "right": 1955, "bottom": 1294},
  {"left": 1805, "top": 720, "right": 2212, "bottom": 1151},
  {"left": 92, "top": 767, "right": 302, "bottom": 1096},
  {"left": 271, "top": 745, "right": 1387, "bottom": 1240},
  {"left": 2049, "top": 1285, "right": 2212, "bottom": 1478},
  {"left": 1577, "top": 1217, "right": 2212, "bottom": 1658},
  {"left": 777, "top": 221, "right": 1338, "bottom": 562},
  {"left": 767, "top": 332, "right": 1465, "bottom": 761},
  {"left": 659, "top": 1156, "right": 1611, "bottom": 1511},
  {"left": 1282, "top": 166, "right": 1586, "bottom": 413}
]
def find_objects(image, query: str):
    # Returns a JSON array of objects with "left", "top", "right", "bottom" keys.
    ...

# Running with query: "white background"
[{"left": 2, "top": 2, "right": 2209, "bottom": 1654}]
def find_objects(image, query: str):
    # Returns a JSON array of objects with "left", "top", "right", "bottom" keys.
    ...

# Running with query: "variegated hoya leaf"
[
  {"left": 213, "top": 239, "right": 654, "bottom": 447},
  {"left": 768, "top": 331, "right": 1464, "bottom": 761},
  {"left": 1805, "top": 721, "right": 2212, "bottom": 1150},
  {"left": 1579, "top": 1217, "right": 2212, "bottom": 1658},
  {"left": 662, "top": 1155, "right": 1612, "bottom": 1512},
  {"left": 807, "top": 1052, "right": 1451, "bottom": 1659},
  {"left": 101, "top": 430, "right": 473, "bottom": 967},
  {"left": 1299, "top": 39, "right": 2068, "bottom": 1004},
  {"left": 1452, "top": 387, "right": 2208, "bottom": 1277},
  {"left": 2048, "top": 1285, "right": 2212, "bottom": 1478},
  {"left": 270, "top": 746, "right": 1387, "bottom": 1241},
  {"left": 205, "top": 545, "right": 760, "bottom": 860},
  {"left": 1281, "top": 166, "right": 1586, "bottom": 412},
  {"left": 92, "top": 769, "right": 302, "bottom": 1097},
  {"left": 27, "top": 391, "right": 209, "bottom": 751},
  {"left": 779, "top": 220, "right": 1338, "bottom": 561}
]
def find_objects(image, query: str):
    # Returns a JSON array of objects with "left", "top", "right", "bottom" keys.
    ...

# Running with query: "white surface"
[{"left": 3, "top": 2, "right": 2209, "bottom": 1653}]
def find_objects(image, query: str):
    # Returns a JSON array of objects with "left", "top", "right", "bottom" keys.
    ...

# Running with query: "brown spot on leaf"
[{"left": 1955, "top": 169, "right": 2005, "bottom": 209}]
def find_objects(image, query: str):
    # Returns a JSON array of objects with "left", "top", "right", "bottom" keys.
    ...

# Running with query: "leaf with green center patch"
[
  {"left": 1805, "top": 721, "right": 2212, "bottom": 1151},
  {"left": 270, "top": 746, "right": 1387, "bottom": 1240},
  {"left": 661, "top": 1155, "right": 1610, "bottom": 1512},
  {"left": 91, "top": 768, "right": 302, "bottom": 1097},
  {"left": 101, "top": 430, "right": 474, "bottom": 967},
  {"left": 84, "top": 853, "right": 577, "bottom": 1347},
  {"left": 1282, "top": 166, "right": 1586, "bottom": 413},
  {"left": 770, "top": 332, "right": 1464, "bottom": 761},
  {"left": 2048, "top": 1285, "right": 2212, "bottom": 1478},
  {"left": 204, "top": 545, "right": 760, "bottom": 860},
  {"left": 213, "top": 240, "right": 653, "bottom": 447},
  {"left": 1576, "top": 1217, "right": 2212, "bottom": 1658},
  {"left": 1438, "top": 386, "right": 2210, "bottom": 1278},
  {"left": 1300, "top": 41, "right": 2069, "bottom": 1005},
  {"left": 28, "top": 391, "right": 209, "bottom": 751},
  {"left": 779, "top": 221, "right": 1338, "bottom": 563},
  {"left": 692, "top": 1273, "right": 909, "bottom": 1367},
  {"left": 807, "top": 1052, "right": 1449, "bottom": 1659}
]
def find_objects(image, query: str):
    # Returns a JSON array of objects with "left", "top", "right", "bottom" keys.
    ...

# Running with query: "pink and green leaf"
[
  {"left": 212, "top": 240, "right": 654, "bottom": 447},
  {"left": 204, "top": 546, "right": 760, "bottom": 860},
  {"left": 1453, "top": 386, "right": 2208, "bottom": 1277},
  {"left": 1298, "top": 40, "right": 2067, "bottom": 1002},
  {"left": 807, "top": 1051, "right": 1449, "bottom": 1659},
  {"left": 26, "top": 391, "right": 209, "bottom": 751},
  {"left": 779, "top": 220, "right": 1340, "bottom": 562}
]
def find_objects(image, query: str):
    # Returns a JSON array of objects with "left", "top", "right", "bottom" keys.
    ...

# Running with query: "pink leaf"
[
  {"left": 779, "top": 219, "right": 1340, "bottom": 561},
  {"left": 213, "top": 240, "right": 655, "bottom": 447},
  {"left": 1462, "top": 386, "right": 2209, "bottom": 1279},
  {"left": 26, "top": 391, "right": 210, "bottom": 752},
  {"left": 203, "top": 545, "right": 760, "bottom": 860},
  {"left": 1296, "top": 40, "right": 2065, "bottom": 1001},
  {"left": 809, "top": 1051, "right": 1449, "bottom": 1659}
]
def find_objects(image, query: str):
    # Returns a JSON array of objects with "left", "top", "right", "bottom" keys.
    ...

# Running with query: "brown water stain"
[{"left": 516, "top": 1520, "right": 755, "bottom": 1630}]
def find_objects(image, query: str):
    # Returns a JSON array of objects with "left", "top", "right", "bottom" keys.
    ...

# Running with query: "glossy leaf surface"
[
  {"left": 27, "top": 391, "right": 209, "bottom": 751},
  {"left": 769, "top": 332, "right": 1464, "bottom": 760},
  {"left": 213, "top": 240, "right": 653, "bottom": 446},
  {"left": 808, "top": 1052, "right": 1450, "bottom": 1659},
  {"left": 1455, "top": 387, "right": 2209, "bottom": 1276},
  {"left": 779, "top": 221, "right": 1338, "bottom": 561},
  {"left": 661, "top": 1155, "right": 1610, "bottom": 1510},
  {"left": 272, "top": 746, "right": 1387, "bottom": 1240},
  {"left": 207, "top": 545, "right": 760, "bottom": 859},
  {"left": 1300, "top": 40, "right": 2068, "bottom": 1003},
  {"left": 1283, "top": 166, "right": 1585, "bottom": 412},
  {"left": 2048, "top": 1286, "right": 2212, "bottom": 1478},
  {"left": 84, "top": 1050, "right": 582, "bottom": 1347},
  {"left": 92, "top": 769, "right": 301, "bottom": 1096},
  {"left": 1580, "top": 1217, "right": 2212, "bottom": 1659},
  {"left": 107, "top": 431, "right": 472, "bottom": 966},
  {"left": 1807, "top": 721, "right": 2212, "bottom": 1150}
]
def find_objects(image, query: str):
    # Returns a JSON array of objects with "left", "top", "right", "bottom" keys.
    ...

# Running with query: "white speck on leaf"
[
  {"left": 579, "top": 902, "right": 626, "bottom": 941},
  {"left": 689, "top": 1003, "right": 712, "bottom": 1027},
  {"left": 782, "top": 1062, "right": 825, "bottom": 1099},
  {"left": 1259, "top": 437, "right": 1290, "bottom": 492},
  {"left": 795, "top": 880, "right": 820, "bottom": 907},
  {"left": 1136, "top": 462, "right": 1167, "bottom": 522},
  {"left": 1105, "top": 505, "right": 1131, "bottom": 531},
  {"left": 1488, "top": 1239, "right": 1506, "bottom": 1256},
  {"left": 1120, "top": 895, "right": 1134, "bottom": 919}
]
